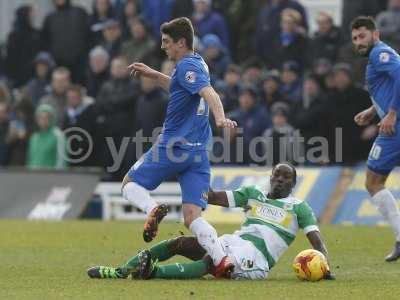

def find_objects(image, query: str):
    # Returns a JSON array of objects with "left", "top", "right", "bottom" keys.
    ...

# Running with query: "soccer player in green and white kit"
[{"left": 87, "top": 163, "right": 334, "bottom": 280}]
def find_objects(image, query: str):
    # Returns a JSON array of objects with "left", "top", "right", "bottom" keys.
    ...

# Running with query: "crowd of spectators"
[{"left": 0, "top": 0, "right": 396, "bottom": 180}]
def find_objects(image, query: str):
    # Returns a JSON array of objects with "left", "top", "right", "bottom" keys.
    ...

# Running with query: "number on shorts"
[{"left": 369, "top": 144, "right": 382, "bottom": 160}]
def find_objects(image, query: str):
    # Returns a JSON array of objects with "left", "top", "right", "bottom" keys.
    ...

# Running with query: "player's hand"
[
  {"left": 354, "top": 107, "right": 376, "bottom": 126},
  {"left": 216, "top": 118, "right": 237, "bottom": 129},
  {"left": 127, "top": 62, "right": 157, "bottom": 79},
  {"left": 378, "top": 110, "right": 396, "bottom": 135}
]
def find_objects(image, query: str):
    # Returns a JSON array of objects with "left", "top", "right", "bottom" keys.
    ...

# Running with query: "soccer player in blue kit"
[
  {"left": 352, "top": 16, "right": 400, "bottom": 261},
  {"left": 123, "top": 17, "right": 237, "bottom": 277}
]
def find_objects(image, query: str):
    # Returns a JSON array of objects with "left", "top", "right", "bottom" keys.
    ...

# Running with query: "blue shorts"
[
  {"left": 367, "top": 124, "right": 400, "bottom": 175},
  {"left": 127, "top": 146, "right": 210, "bottom": 209}
]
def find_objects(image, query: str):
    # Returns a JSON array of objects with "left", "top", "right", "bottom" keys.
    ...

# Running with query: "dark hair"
[
  {"left": 92, "top": 0, "right": 114, "bottom": 19},
  {"left": 130, "top": 16, "right": 151, "bottom": 33},
  {"left": 272, "top": 162, "right": 297, "bottom": 185},
  {"left": 226, "top": 64, "right": 241, "bottom": 74},
  {"left": 160, "top": 17, "right": 194, "bottom": 50},
  {"left": 350, "top": 16, "right": 376, "bottom": 31},
  {"left": 304, "top": 72, "right": 322, "bottom": 86}
]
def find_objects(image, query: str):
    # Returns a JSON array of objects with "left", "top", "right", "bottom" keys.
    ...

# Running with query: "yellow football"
[{"left": 292, "top": 249, "right": 329, "bottom": 282}]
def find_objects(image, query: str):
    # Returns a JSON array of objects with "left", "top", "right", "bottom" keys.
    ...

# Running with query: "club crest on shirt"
[
  {"left": 379, "top": 52, "right": 390, "bottom": 63},
  {"left": 185, "top": 71, "right": 196, "bottom": 83}
]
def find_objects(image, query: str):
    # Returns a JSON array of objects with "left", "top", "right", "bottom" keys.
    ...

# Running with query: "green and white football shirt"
[{"left": 226, "top": 185, "right": 319, "bottom": 269}]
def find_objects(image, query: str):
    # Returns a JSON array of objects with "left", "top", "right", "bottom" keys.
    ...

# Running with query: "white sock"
[
  {"left": 372, "top": 189, "right": 400, "bottom": 241},
  {"left": 122, "top": 182, "right": 158, "bottom": 215},
  {"left": 189, "top": 217, "right": 225, "bottom": 265}
]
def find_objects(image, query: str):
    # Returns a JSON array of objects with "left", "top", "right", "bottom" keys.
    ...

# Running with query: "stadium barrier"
[
  {"left": 95, "top": 167, "right": 343, "bottom": 223},
  {"left": 95, "top": 182, "right": 182, "bottom": 221},
  {"left": 333, "top": 168, "right": 400, "bottom": 225},
  {"left": 2, "top": 166, "right": 399, "bottom": 225},
  {"left": 0, "top": 168, "right": 101, "bottom": 220}
]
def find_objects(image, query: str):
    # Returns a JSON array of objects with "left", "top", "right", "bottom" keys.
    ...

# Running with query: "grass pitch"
[{"left": 1, "top": 220, "right": 400, "bottom": 300}]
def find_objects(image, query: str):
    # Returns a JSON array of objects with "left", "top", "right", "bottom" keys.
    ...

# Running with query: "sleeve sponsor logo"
[
  {"left": 185, "top": 71, "right": 196, "bottom": 83},
  {"left": 379, "top": 52, "right": 390, "bottom": 63}
]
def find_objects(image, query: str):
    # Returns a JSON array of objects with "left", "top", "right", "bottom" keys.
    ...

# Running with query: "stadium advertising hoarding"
[
  {"left": 333, "top": 168, "right": 400, "bottom": 225},
  {"left": 0, "top": 169, "right": 100, "bottom": 220},
  {"left": 204, "top": 167, "right": 342, "bottom": 223}
]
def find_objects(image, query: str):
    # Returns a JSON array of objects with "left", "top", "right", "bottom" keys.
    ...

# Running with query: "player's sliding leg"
[
  {"left": 87, "top": 239, "right": 173, "bottom": 279},
  {"left": 153, "top": 260, "right": 209, "bottom": 279},
  {"left": 121, "top": 175, "right": 168, "bottom": 243},
  {"left": 87, "top": 236, "right": 206, "bottom": 279},
  {"left": 137, "top": 249, "right": 210, "bottom": 280},
  {"left": 87, "top": 266, "right": 127, "bottom": 279},
  {"left": 366, "top": 168, "right": 400, "bottom": 261},
  {"left": 122, "top": 236, "right": 206, "bottom": 274},
  {"left": 183, "top": 204, "right": 234, "bottom": 277},
  {"left": 136, "top": 236, "right": 234, "bottom": 280},
  {"left": 121, "top": 239, "right": 174, "bottom": 276}
]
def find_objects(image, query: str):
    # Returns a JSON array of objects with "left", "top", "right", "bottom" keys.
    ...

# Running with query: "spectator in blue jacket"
[
  {"left": 201, "top": 34, "right": 231, "bottom": 82},
  {"left": 25, "top": 52, "right": 55, "bottom": 108},
  {"left": 192, "top": 0, "right": 230, "bottom": 49},
  {"left": 215, "top": 64, "right": 242, "bottom": 112},
  {"left": 261, "top": 70, "right": 282, "bottom": 109},
  {"left": 256, "top": 0, "right": 308, "bottom": 62},
  {"left": 280, "top": 61, "right": 303, "bottom": 104},
  {"left": 140, "top": 0, "right": 172, "bottom": 38},
  {"left": 228, "top": 86, "right": 271, "bottom": 164}
]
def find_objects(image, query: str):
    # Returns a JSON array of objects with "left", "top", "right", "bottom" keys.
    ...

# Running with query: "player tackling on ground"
[
  {"left": 88, "top": 163, "right": 334, "bottom": 280},
  {"left": 121, "top": 17, "right": 237, "bottom": 277},
  {"left": 352, "top": 16, "right": 400, "bottom": 261}
]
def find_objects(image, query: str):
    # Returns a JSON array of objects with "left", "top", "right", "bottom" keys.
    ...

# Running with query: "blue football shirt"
[
  {"left": 366, "top": 41, "right": 400, "bottom": 119},
  {"left": 158, "top": 53, "right": 212, "bottom": 150}
]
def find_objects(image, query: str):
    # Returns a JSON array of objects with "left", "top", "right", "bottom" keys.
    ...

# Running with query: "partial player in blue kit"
[
  {"left": 352, "top": 16, "right": 400, "bottom": 261},
  {"left": 128, "top": 52, "right": 212, "bottom": 210},
  {"left": 123, "top": 17, "right": 237, "bottom": 277}
]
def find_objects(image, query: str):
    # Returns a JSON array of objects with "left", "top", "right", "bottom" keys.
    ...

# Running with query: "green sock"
[
  {"left": 154, "top": 260, "right": 208, "bottom": 279},
  {"left": 121, "top": 239, "right": 173, "bottom": 275}
]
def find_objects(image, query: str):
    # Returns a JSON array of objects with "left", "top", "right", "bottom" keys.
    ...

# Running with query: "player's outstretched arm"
[
  {"left": 306, "top": 230, "right": 335, "bottom": 280},
  {"left": 206, "top": 190, "right": 229, "bottom": 207},
  {"left": 199, "top": 86, "right": 237, "bottom": 128},
  {"left": 128, "top": 62, "right": 171, "bottom": 91}
]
